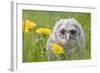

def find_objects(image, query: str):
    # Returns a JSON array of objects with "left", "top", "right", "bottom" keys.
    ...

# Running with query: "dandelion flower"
[
  {"left": 51, "top": 43, "right": 64, "bottom": 55},
  {"left": 36, "top": 28, "right": 51, "bottom": 35},
  {"left": 23, "top": 19, "right": 37, "bottom": 32}
]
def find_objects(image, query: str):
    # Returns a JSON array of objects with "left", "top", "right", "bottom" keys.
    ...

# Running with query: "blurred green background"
[{"left": 22, "top": 10, "right": 91, "bottom": 62}]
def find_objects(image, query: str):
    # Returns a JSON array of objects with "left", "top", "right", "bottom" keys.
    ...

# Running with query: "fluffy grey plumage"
[{"left": 46, "top": 18, "right": 85, "bottom": 60}]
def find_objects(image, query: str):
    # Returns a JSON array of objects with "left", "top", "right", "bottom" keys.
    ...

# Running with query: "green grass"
[{"left": 22, "top": 10, "right": 91, "bottom": 62}]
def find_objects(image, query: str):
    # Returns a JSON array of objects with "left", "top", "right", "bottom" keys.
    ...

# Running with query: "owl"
[{"left": 46, "top": 18, "right": 85, "bottom": 60}]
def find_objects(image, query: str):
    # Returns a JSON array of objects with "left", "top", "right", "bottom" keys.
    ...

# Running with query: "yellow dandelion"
[
  {"left": 23, "top": 19, "right": 37, "bottom": 32},
  {"left": 51, "top": 43, "right": 64, "bottom": 55},
  {"left": 24, "top": 27, "right": 30, "bottom": 32},
  {"left": 36, "top": 28, "right": 51, "bottom": 35}
]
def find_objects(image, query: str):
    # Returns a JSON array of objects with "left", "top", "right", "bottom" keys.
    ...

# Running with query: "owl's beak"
[{"left": 65, "top": 33, "right": 70, "bottom": 41}]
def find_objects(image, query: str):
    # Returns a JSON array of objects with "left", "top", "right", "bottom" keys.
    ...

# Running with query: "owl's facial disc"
[
  {"left": 60, "top": 29, "right": 76, "bottom": 41},
  {"left": 57, "top": 25, "right": 77, "bottom": 44}
]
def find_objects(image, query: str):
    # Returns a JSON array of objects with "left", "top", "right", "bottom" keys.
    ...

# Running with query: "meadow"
[{"left": 22, "top": 10, "right": 91, "bottom": 62}]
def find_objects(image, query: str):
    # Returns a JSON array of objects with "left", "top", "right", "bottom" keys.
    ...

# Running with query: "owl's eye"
[
  {"left": 70, "top": 30, "right": 76, "bottom": 35},
  {"left": 60, "top": 29, "right": 65, "bottom": 34}
]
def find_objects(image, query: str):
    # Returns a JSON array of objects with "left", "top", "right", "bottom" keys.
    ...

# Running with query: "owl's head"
[{"left": 52, "top": 18, "right": 85, "bottom": 49}]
